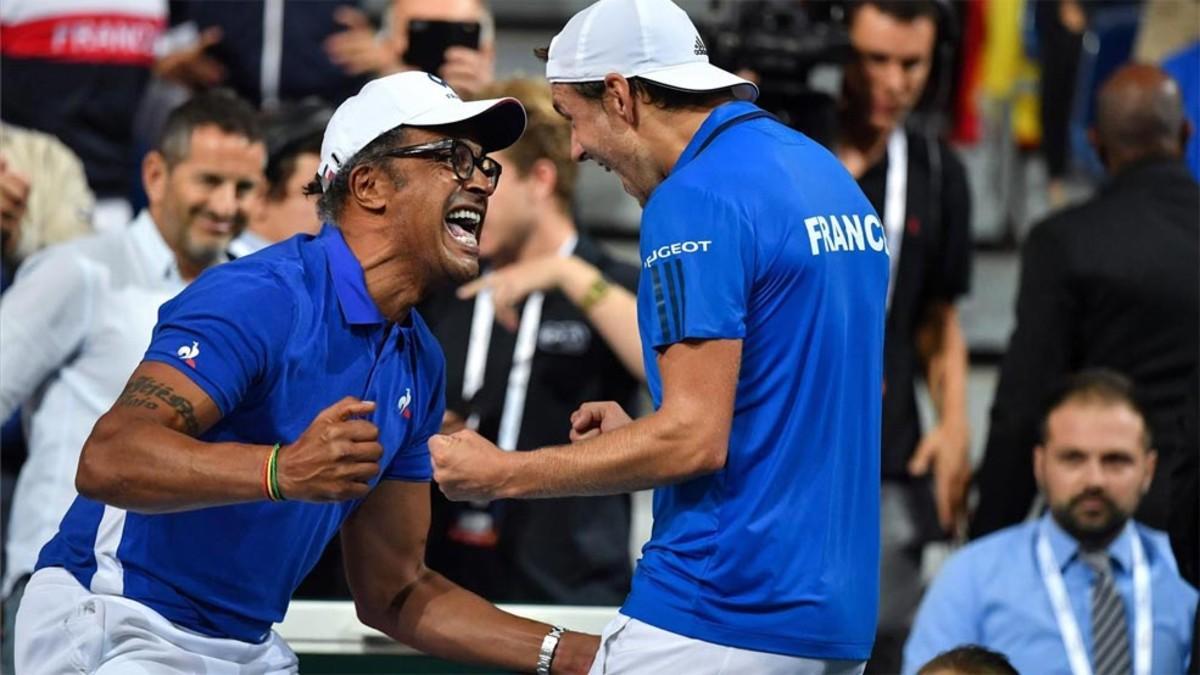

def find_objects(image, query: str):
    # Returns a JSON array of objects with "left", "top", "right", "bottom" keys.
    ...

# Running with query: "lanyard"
[
  {"left": 1036, "top": 520, "right": 1152, "bottom": 675},
  {"left": 462, "top": 236, "right": 577, "bottom": 450},
  {"left": 882, "top": 127, "right": 907, "bottom": 309}
]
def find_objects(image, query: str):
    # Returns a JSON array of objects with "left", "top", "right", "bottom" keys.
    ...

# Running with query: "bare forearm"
[
  {"left": 922, "top": 306, "right": 969, "bottom": 427},
  {"left": 504, "top": 412, "right": 721, "bottom": 498},
  {"left": 78, "top": 413, "right": 269, "bottom": 513},
  {"left": 557, "top": 257, "right": 645, "bottom": 380},
  {"left": 373, "top": 568, "right": 557, "bottom": 671}
]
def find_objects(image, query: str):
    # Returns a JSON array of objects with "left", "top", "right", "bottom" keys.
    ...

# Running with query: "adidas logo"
[{"left": 693, "top": 35, "right": 707, "bottom": 56}]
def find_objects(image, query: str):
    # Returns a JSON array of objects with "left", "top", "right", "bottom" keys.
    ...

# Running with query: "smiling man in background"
[{"left": 0, "top": 90, "right": 265, "bottom": 672}]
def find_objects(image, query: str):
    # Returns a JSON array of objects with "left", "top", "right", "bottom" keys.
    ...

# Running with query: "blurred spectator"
[
  {"left": 1034, "top": 0, "right": 1086, "bottom": 207},
  {"left": 0, "top": 122, "right": 95, "bottom": 634},
  {"left": 327, "top": 0, "right": 495, "bottom": 99},
  {"left": 229, "top": 103, "right": 330, "bottom": 258},
  {"left": 0, "top": 90, "right": 264, "bottom": 673},
  {"left": 420, "top": 78, "right": 639, "bottom": 606},
  {"left": 832, "top": 2, "right": 972, "bottom": 670},
  {"left": 170, "top": 1, "right": 370, "bottom": 108},
  {"left": 916, "top": 645, "right": 1017, "bottom": 675},
  {"left": 0, "top": 0, "right": 168, "bottom": 232},
  {"left": 0, "top": 124, "right": 94, "bottom": 286},
  {"left": 905, "top": 370, "right": 1197, "bottom": 675},
  {"left": 972, "top": 64, "right": 1200, "bottom": 585}
]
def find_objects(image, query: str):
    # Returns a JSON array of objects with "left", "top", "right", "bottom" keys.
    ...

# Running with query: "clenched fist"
[
  {"left": 569, "top": 401, "right": 632, "bottom": 442},
  {"left": 429, "top": 430, "right": 514, "bottom": 502},
  {"left": 277, "top": 397, "right": 382, "bottom": 502}
]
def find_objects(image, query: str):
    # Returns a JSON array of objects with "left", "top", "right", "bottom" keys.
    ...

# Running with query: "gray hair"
[{"left": 305, "top": 127, "right": 408, "bottom": 224}]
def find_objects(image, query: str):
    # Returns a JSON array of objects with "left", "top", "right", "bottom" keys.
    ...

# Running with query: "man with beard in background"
[{"left": 904, "top": 370, "right": 1196, "bottom": 675}]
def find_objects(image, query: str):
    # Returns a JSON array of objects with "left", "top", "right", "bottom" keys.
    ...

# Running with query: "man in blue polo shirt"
[
  {"left": 430, "top": 0, "right": 888, "bottom": 672},
  {"left": 16, "top": 72, "right": 597, "bottom": 674}
]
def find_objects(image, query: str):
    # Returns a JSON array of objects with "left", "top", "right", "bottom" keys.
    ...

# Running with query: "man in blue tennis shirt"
[
  {"left": 16, "top": 72, "right": 598, "bottom": 674},
  {"left": 430, "top": 0, "right": 889, "bottom": 672}
]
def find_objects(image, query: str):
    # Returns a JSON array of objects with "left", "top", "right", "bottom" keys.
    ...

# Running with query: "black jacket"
[{"left": 972, "top": 160, "right": 1200, "bottom": 562}]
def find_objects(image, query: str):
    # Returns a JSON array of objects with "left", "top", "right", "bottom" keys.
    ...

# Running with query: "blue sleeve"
[
  {"left": 381, "top": 329, "right": 446, "bottom": 482},
  {"left": 901, "top": 550, "right": 984, "bottom": 675},
  {"left": 638, "top": 185, "right": 754, "bottom": 350},
  {"left": 143, "top": 265, "right": 295, "bottom": 417}
]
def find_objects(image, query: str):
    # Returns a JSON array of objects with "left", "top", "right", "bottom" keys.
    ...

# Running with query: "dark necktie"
[{"left": 1081, "top": 550, "right": 1132, "bottom": 675}]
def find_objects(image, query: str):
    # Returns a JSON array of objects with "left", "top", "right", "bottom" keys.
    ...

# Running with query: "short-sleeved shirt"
[
  {"left": 623, "top": 101, "right": 889, "bottom": 660},
  {"left": 37, "top": 225, "right": 446, "bottom": 643},
  {"left": 855, "top": 130, "right": 972, "bottom": 480}
]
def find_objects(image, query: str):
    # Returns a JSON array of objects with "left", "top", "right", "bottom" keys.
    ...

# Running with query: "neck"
[
  {"left": 339, "top": 217, "right": 422, "bottom": 323},
  {"left": 646, "top": 107, "right": 717, "bottom": 179},
  {"left": 837, "top": 109, "right": 894, "bottom": 176},
  {"left": 512, "top": 207, "right": 575, "bottom": 265}
]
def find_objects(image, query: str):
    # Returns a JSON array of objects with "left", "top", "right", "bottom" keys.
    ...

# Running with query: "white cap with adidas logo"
[{"left": 545, "top": 0, "right": 758, "bottom": 101}]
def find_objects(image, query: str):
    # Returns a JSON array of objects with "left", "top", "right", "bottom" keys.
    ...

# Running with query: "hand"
[
  {"left": 0, "top": 157, "right": 30, "bottom": 258},
  {"left": 907, "top": 421, "right": 971, "bottom": 534},
  {"left": 325, "top": 6, "right": 400, "bottom": 77},
  {"left": 438, "top": 46, "right": 494, "bottom": 99},
  {"left": 551, "top": 631, "right": 600, "bottom": 675},
  {"left": 569, "top": 401, "right": 632, "bottom": 442},
  {"left": 154, "top": 27, "right": 226, "bottom": 89},
  {"left": 429, "top": 429, "right": 514, "bottom": 501},
  {"left": 276, "top": 397, "right": 383, "bottom": 502},
  {"left": 458, "top": 257, "right": 568, "bottom": 331}
]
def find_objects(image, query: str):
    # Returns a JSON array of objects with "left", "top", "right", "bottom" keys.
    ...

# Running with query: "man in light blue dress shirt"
[{"left": 904, "top": 370, "right": 1197, "bottom": 675}]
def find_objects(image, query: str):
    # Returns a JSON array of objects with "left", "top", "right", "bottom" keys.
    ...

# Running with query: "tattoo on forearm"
[{"left": 116, "top": 376, "right": 201, "bottom": 436}]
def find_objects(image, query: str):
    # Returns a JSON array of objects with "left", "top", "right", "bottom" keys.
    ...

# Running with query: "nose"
[
  {"left": 1081, "top": 457, "right": 1106, "bottom": 487},
  {"left": 880, "top": 61, "right": 906, "bottom": 96},
  {"left": 463, "top": 163, "right": 492, "bottom": 196},
  {"left": 209, "top": 181, "right": 237, "bottom": 218}
]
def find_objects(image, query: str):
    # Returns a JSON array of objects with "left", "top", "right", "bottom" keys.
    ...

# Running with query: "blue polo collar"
[
  {"left": 318, "top": 224, "right": 386, "bottom": 325},
  {"left": 673, "top": 100, "right": 764, "bottom": 174}
]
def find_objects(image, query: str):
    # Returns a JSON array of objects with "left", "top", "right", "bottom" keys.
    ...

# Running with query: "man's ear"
[
  {"left": 1087, "top": 127, "right": 1109, "bottom": 169},
  {"left": 348, "top": 163, "right": 393, "bottom": 213},
  {"left": 142, "top": 150, "right": 169, "bottom": 206},
  {"left": 1033, "top": 444, "right": 1047, "bottom": 492},
  {"left": 1142, "top": 449, "right": 1158, "bottom": 495},
  {"left": 528, "top": 158, "right": 558, "bottom": 202},
  {"left": 603, "top": 73, "right": 638, "bottom": 127}
]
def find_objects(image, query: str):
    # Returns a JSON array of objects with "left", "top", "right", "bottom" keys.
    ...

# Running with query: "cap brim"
[
  {"left": 407, "top": 97, "right": 527, "bottom": 152},
  {"left": 637, "top": 62, "right": 759, "bottom": 102}
]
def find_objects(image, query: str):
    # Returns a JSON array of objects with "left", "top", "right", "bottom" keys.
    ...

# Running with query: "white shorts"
[
  {"left": 589, "top": 614, "right": 867, "bottom": 675},
  {"left": 15, "top": 567, "right": 298, "bottom": 675}
]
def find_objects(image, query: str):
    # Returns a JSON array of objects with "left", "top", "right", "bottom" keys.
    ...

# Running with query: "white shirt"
[{"left": 0, "top": 211, "right": 186, "bottom": 595}]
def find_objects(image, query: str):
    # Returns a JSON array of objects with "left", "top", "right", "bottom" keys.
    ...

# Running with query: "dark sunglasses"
[{"left": 381, "top": 139, "right": 502, "bottom": 190}]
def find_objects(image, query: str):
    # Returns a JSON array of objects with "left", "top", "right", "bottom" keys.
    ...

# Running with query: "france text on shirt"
[{"left": 804, "top": 213, "right": 888, "bottom": 257}]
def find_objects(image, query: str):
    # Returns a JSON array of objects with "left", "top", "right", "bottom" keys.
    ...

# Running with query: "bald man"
[{"left": 972, "top": 64, "right": 1200, "bottom": 584}]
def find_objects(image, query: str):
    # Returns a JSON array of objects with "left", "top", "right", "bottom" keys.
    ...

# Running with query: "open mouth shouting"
[{"left": 444, "top": 203, "right": 484, "bottom": 253}]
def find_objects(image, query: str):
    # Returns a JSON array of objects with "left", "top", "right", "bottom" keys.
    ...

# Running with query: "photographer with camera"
[{"left": 832, "top": 2, "right": 973, "bottom": 671}]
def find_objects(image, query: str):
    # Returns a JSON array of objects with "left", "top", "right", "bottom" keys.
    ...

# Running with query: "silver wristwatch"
[{"left": 535, "top": 625, "right": 566, "bottom": 675}]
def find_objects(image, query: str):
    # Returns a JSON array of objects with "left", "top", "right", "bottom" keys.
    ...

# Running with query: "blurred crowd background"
[{"left": 0, "top": 0, "right": 1196, "bottom": 672}]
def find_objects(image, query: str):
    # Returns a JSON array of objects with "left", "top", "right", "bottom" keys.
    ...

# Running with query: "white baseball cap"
[
  {"left": 317, "top": 71, "right": 527, "bottom": 190},
  {"left": 545, "top": 0, "right": 758, "bottom": 101}
]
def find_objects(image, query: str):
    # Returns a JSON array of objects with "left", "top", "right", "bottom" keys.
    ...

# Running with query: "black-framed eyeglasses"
[{"left": 381, "top": 139, "right": 502, "bottom": 190}]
